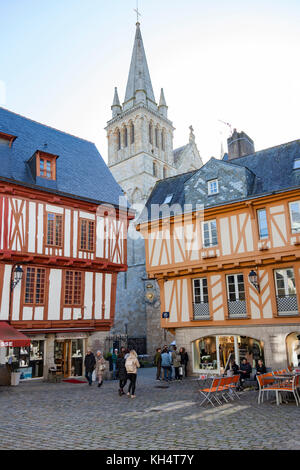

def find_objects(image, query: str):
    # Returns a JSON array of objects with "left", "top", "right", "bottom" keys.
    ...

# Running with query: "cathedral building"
[{"left": 105, "top": 22, "right": 203, "bottom": 354}]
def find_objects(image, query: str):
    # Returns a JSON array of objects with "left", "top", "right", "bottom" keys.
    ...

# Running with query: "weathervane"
[{"left": 134, "top": 0, "right": 142, "bottom": 23}]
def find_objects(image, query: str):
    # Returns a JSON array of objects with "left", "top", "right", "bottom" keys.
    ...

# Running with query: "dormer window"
[
  {"left": 208, "top": 179, "right": 219, "bottom": 195},
  {"left": 36, "top": 151, "right": 58, "bottom": 180},
  {"left": 293, "top": 159, "right": 300, "bottom": 170},
  {"left": 163, "top": 194, "right": 173, "bottom": 204},
  {"left": 0, "top": 131, "right": 17, "bottom": 147}
]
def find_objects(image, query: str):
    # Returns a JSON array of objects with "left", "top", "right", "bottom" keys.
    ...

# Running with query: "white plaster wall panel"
[
  {"left": 259, "top": 270, "right": 268, "bottom": 290},
  {"left": 96, "top": 217, "right": 105, "bottom": 259},
  {"left": 79, "top": 211, "right": 95, "bottom": 220},
  {"left": 73, "top": 211, "right": 78, "bottom": 258},
  {"left": 271, "top": 220, "right": 284, "bottom": 247},
  {"left": 37, "top": 204, "right": 44, "bottom": 254},
  {"left": 46, "top": 204, "right": 64, "bottom": 214},
  {"left": 95, "top": 273, "right": 103, "bottom": 319},
  {"left": 84, "top": 272, "right": 93, "bottom": 320},
  {"left": 22, "top": 306, "right": 33, "bottom": 321},
  {"left": 181, "top": 279, "right": 190, "bottom": 322},
  {"left": 64, "top": 209, "right": 71, "bottom": 257},
  {"left": 11, "top": 282, "right": 22, "bottom": 321},
  {"left": 173, "top": 226, "right": 185, "bottom": 263},
  {"left": 104, "top": 274, "right": 112, "bottom": 320},
  {"left": 245, "top": 217, "right": 254, "bottom": 252},
  {"left": 250, "top": 299, "right": 261, "bottom": 319},
  {"left": 263, "top": 299, "right": 273, "bottom": 318},
  {"left": 164, "top": 280, "right": 173, "bottom": 314},
  {"left": 0, "top": 265, "right": 12, "bottom": 320},
  {"left": 48, "top": 269, "right": 62, "bottom": 320},
  {"left": 73, "top": 308, "right": 81, "bottom": 320},
  {"left": 270, "top": 205, "right": 284, "bottom": 214},
  {"left": 261, "top": 286, "right": 271, "bottom": 306},
  {"left": 231, "top": 216, "right": 238, "bottom": 252},
  {"left": 160, "top": 229, "right": 171, "bottom": 265},
  {"left": 28, "top": 202, "right": 36, "bottom": 253},
  {"left": 211, "top": 276, "right": 222, "bottom": 298},
  {"left": 63, "top": 308, "right": 72, "bottom": 320},
  {"left": 220, "top": 218, "right": 231, "bottom": 255},
  {"left": 152, "top": 234, "right": 162, "bottom": 266},
  {"left": 213, "top": 307, "right": 224, "bottom": 321},
  {"left": 34, "top": 307, "right": 44, "bottom": 321}
]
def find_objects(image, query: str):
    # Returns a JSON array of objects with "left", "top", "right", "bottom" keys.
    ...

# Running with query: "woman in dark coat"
[
  {"left": 116, "top": 352, "right": 127, "bottom": 396},
  {"left": 179, "top": 347, "right": 189, "bottom": 377}
]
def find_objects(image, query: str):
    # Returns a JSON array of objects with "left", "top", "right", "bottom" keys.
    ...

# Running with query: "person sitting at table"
[
  {"left": 230, "top": 359, "right": 239, "bottom": 375},
  {"left": 254, "top": 359, "right": 267, "bottom": 390},
  {"left": 238, "top": 358, "right": 252, "bottom": 390}
]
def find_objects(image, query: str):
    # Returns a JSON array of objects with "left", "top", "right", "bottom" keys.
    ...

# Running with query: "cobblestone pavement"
[{"left": 0, "top": 368, "right": 300, "bottom": 450}]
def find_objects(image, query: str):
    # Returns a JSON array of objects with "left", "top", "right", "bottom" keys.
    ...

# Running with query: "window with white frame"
[
  {"left": 257, "top": 208, "right": 269, "bottom": 239},
  {"left": 202, "top": 219, "right": 218, "bottom": 248},
  {"left": 226, "top": 274, "right": 246, "bottom": 301},
  {"left": 208, "top": 179, "right": 219, "bottom": 195},
  {"left": 293, "top": 159, "right": 300, "bottom": 170},
  {"left": 274, "top": 268, "right": 298, "bottom": 314},
  {"left": 274, "top": 269, "right": 296, "bottom": 297},
  {"left": 193, "top": 278, "right": 208, "bottom": 303},
  {"left": 289, "top": 201, "right": 300, "bottom": 233}
]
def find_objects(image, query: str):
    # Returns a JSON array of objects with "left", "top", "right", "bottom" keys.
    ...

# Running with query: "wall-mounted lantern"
[
  {"left": 11, "top": 265, "right": 24, "bottom": 291},
  {"left": 248, "top": 270, "right": 260, "bottom": 293}
]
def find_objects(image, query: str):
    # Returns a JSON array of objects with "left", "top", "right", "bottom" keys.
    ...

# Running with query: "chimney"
[{"left": 227, "top": 129, "right": 255, "bottom": 160}]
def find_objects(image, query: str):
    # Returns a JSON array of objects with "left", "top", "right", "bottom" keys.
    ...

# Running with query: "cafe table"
[{"left": 270, "top": 373, "right": 299, "bottom": 405}]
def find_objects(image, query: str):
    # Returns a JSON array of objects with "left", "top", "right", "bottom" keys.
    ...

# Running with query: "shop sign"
[
  {"left": 0, "top": 341, "right": 13, "bottom": 347},
  {"left": 162, "top": 312, "right": 170, "bottom": 319},
  {"left": 56, "top": 332, "right": 88, "bottom": 340}
]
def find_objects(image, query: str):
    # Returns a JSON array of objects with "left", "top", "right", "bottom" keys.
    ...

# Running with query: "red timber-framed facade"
[
  {"left": 138, "top": 136, "right": 300, "bottom": 375},
  {"left": 0, "top": 180, "right": 132, "bottom": 381},
  {"left": 0, "top": 106, "right": 133, "bottom": 382}
]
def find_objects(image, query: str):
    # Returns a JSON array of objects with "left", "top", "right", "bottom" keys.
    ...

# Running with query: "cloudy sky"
[{"left": 1, "top": 0, "right": 300, "bottom": 163}]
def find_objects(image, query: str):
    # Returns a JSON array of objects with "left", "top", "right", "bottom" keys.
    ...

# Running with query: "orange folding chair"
[{"left": 198, "top": 377, "right": 222, "bottom": 407}]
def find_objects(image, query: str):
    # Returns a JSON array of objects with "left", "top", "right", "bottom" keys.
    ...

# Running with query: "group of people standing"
[
  {"left": 154, "top": 345, "right": 189, "bottom": 382},
  {"left": 84, "top": 347, "right": 140, "bottom": 398}
]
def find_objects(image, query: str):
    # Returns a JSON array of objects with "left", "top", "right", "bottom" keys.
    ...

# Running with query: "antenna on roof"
[{"left": 218, "top": 120, "right": 233, "bottom": 136}]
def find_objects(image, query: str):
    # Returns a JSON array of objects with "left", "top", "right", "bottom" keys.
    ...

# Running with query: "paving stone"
[{"left": 0, "top": 369, "right": 300, "bottom": 449}]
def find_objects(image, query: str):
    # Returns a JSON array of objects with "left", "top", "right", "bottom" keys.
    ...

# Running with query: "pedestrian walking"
[
  {"left": 111, "top": 349, "right": 118, "bottom": 380},
  {"left": 172, "top": 346, "right": 181, "bottom": 380},
  {"left": 125, "top": 349, "right": 140, "bottom": 398},
  {"left": 154, "top": 348, "right": 162, "bottom": 381},
  {"left": 95, "top": 351, "right": 106, "bottom": 388},
  {"left": 84, "top": 349, "right": 96, "bottom": 386},
  {"left": 116, "top": 351, "right": 127, "bottom": 396},
  {"left": 179, "top": 347, "right": 189, "bottom": 378},
  {"left": 161, "top": 347, "right": 172, "bottom": 382}
]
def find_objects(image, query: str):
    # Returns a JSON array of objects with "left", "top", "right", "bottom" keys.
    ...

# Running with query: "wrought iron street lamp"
[{"left": 11, "top": 265, "right": 24, "bottom": 291}]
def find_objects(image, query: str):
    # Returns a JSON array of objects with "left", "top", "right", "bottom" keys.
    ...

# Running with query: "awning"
[{"left": 0, "top": 322, "right": 31, "bottom": 348}]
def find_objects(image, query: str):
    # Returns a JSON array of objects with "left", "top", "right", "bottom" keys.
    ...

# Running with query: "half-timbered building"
[
  {"left": 0, "top": 107, "right": 131, "bottom": 382},
  {"left": 138, "top": 131, "right": 300, "bottom": 374}
]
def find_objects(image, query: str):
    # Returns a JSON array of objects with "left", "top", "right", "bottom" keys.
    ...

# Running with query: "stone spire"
[
  {"left": 123, "top": 22, "right": 157, "bottom": 112},
  {"left": 158, "top": 88, "right": 168, "bottom": 118},
  {"left": 111, "top": 87, "right": 122, "bottom": 117}
]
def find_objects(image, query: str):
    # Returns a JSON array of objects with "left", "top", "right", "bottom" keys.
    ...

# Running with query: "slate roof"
[
  {"left": 139, "top": 139, "right": 300, "bottom": 223},
  {"left": 0, "top": 107, "right": 125, "bottom": 207}
]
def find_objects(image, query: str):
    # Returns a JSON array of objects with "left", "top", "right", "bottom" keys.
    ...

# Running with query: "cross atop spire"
[{"left": 134, "top": 0, "right": 141, "bottom": 23}]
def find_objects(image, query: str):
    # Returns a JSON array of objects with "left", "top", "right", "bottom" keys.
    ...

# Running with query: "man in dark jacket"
[
  {"left": 238, "top": 358, "right": 252, "bottom": 390},
  {"left": 84, "top": 349, "right": 96, "bottom": 386},
  {"left": 116, "top": 352, "right": 127, "bottom": 395}
]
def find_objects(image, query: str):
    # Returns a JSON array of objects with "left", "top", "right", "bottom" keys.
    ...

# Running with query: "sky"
[{"left": 1, "top": 0, "right": 300, "bottom": 164}]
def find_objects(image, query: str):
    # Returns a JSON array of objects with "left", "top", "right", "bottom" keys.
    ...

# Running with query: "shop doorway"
[{"left": 54, "top": 340, "right": 84, "bottom": 377}]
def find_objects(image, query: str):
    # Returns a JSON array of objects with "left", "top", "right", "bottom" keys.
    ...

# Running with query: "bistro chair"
[
  {"left": 266, "top": 375, "right": 300, "bottom": 406},
  {"left": 198, "top": 377, "right": 222, "bottom": 407},
  {"left": 226, "top": 375, "right": 241, "bottom": 400},
  {"left": 257, "top": 373, "right": 276, "bottom": 404}
]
